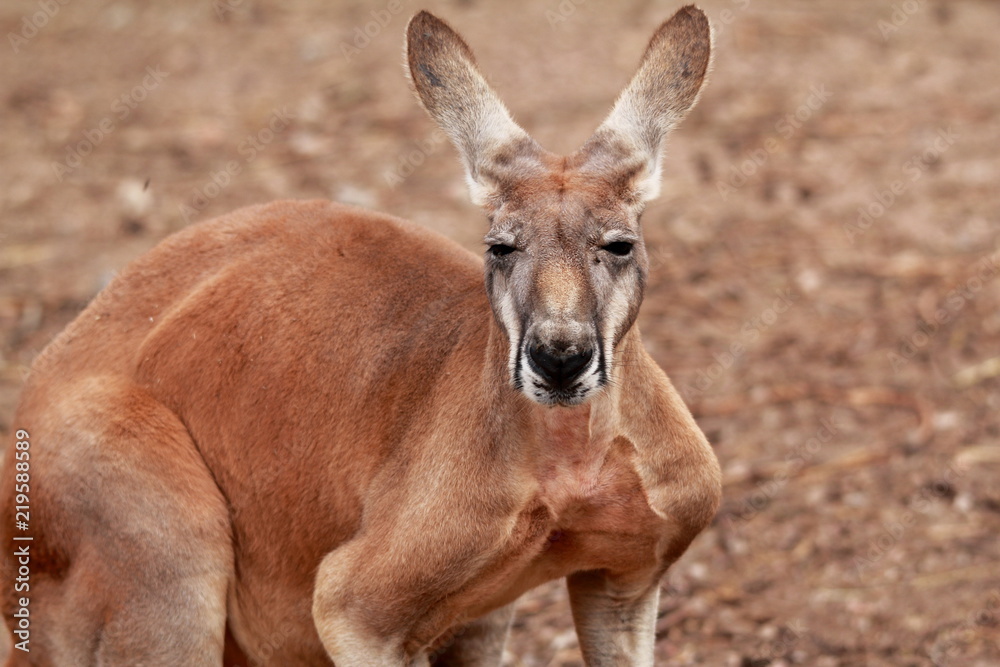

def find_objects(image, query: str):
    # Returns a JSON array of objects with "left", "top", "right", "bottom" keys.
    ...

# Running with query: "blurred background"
[{"left": 1, "top": 0, "right": 999, "bottom": 665}]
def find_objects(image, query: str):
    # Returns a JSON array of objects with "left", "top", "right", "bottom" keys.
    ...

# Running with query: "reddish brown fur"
[{"left": 2, "top": 6, "right": 720, "bottom": 666}]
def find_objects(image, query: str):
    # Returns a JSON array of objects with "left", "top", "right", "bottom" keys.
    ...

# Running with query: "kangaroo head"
[{"left": 406, "top": 6, "right": 711, "bottom": 406}]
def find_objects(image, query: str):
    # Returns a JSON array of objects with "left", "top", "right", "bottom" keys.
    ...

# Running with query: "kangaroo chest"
[
  {"left": 523, "top": 407, "right": 667, "bottom": 576},
  {"left": 447, "top": 408, "right": 667, "bottom": 627}
]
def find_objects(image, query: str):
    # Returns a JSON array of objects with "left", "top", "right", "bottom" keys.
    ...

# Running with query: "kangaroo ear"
[
  {"left": 406, "top": 11, "right": 542, "bottom": 206},
  {"left": 577, "top": 5, "right": 711, "bottom": 202}
]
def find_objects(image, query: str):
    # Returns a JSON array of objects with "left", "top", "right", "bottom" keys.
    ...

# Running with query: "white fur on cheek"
[
  {"left": 602, "top": 282, "right": 634, "bottom": 378},
  {"left": 496, "top": 292, "right": 522, "bottom": 387}
]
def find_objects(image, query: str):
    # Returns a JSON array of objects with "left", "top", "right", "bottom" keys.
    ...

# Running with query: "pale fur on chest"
[
  {"left": 535, "top": 405, "right": 605, "bottom": 508},
  {"left": 530, "top": 403, "right": 663, "bottom": 539}
]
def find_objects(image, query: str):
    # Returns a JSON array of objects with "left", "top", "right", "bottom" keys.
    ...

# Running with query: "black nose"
[{"left": 527, "top": 344, "right": 593, "bottom": 389}]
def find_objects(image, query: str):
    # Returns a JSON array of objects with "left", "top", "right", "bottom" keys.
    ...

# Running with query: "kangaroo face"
[
  {"left": 407, "top": 8, "right": 710, "bottom": 405},
  {"left": 480, "top": 159, "right": 648, "bottom": 405}
]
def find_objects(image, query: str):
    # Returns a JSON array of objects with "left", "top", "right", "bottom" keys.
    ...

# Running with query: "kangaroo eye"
[
  {"left": 602, "top": 241, "right": 633, "bottom": 256},
  {"left": 488, "top": 244, "right": 517, "bottom": 257}
]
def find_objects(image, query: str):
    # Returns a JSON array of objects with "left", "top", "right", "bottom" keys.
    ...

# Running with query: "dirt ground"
[{"left": 2, "top": 0, "right": 999, "bottom": 664}]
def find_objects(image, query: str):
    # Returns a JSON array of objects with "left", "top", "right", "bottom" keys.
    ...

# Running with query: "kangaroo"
[{"left": 1, "top": 6, "right": 720, "bottom": 665}]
